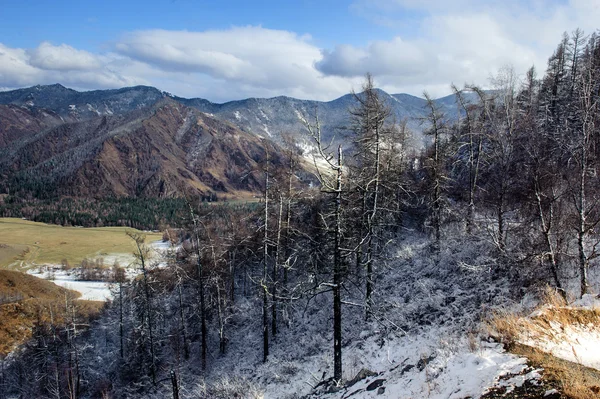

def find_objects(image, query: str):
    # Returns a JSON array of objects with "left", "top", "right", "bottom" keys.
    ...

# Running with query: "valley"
[
  {"left": 0, "top": 218, "right": 162, "bottom": 270},
  {"left": 1, "top": 26, "right": 600, "bottom": 399},
  {"left": 0, "top": 218, "right": 166, "bottom": 358}
]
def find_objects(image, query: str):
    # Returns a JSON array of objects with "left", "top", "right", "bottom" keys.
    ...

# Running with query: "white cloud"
[
  {"left": 1, "top": 2, "right": 599, "bottom": 102},
  {"left": 28, "top": 42, "right": 101, "bottom": 71},
  {"left": 112, "top": 27, "right": 353, "bottom": 100},
  {"left": 330, "top": 0, "right": 600, "bottom": 96},
  {"left": 317, "top": 38, "right": 428, "bottom": 78},
  {"left": 0, "top": 42, "right": 146, "bottom": 90},
  {"left": 0, "top": 27, "right": 358, "bottom": 102},
  {"left": 316, "top": 13, "right": 541, "bottom": 96}
]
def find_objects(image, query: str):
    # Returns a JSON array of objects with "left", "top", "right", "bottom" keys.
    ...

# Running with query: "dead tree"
[
  {"left": 349, "top": 74, "right": 390, "bottom": 319},
  {"left": 452, "top": 84, "right": 484, "bottom": 234},
  {"left": 127, "top": 232, "right": 157, "bottom": 385},
  {"left": 423, "top": 92, "right": 447, "bottom": 253},
  {"left": 187, "top": 204, "right": 208, "bottom": 370},
  {"left": 262, "top": 150, "right": 270, "bottom": 363},
  {"left": 303, "top": 110, "right": 344, "bottom": 382}
]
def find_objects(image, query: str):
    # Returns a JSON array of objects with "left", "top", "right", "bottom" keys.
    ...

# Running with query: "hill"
[
  {"left": 0, "top": 99, "right": 292, "bottom": 199},
  {"left": 0, "top": 84, "right": 475, "bottom": 150},
  {"left": 0, "top": 269, "right": 102, "bottom": 356}
]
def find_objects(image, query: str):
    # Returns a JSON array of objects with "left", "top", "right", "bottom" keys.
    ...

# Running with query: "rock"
[
  {"left": 366, "top": 379, "right": 386, "bottom": 391},
  {"left": 346, "top": 368, "right": 378, "bottom": 388},
  {"left": 400, "top": 364, "right": 414, "bottom": 374},
  {"left": 417, "top": 354, "right": 436, "bottom": 371},
  {"left": 377, "top": 386, "right": 386, "bottom": 395},
  {"left": 543, "top": 389, "right": 560, "bottom": 399}
]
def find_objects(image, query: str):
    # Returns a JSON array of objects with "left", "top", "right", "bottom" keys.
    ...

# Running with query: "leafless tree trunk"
[
  {"left": 452, "top": 84, "right": 484, "bottom": 234},
  {"left": 262, "top": 151, "right": 270, "bottom": 363},
  {"left": 575, "top": 53, "right": 599, "bottom": 296},
  {"left": 272, "top": 193, "right": 283, "bottom": 336},
  {"left": 423, "top": 92, "right": 445, "bottom": 252},
  {"left": 128, "top": 232, "right": 157, "bottom": 385},
  {"left": 304, "top": 111, "right": 344, "bottom": 382},
  {"left": 187, "top": 205, "right": 208, "bottom": 370}
]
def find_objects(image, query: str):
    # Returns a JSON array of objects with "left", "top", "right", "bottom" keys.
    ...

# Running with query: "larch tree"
[
  {"left": 303, "top": 110, "right": 345, "bottom": 382},
  {"left": 423, "top": 91, "right": 448, "bottom": 253},
  {"left": 348, "top": 74, "right": 394, "bottom": 319}
]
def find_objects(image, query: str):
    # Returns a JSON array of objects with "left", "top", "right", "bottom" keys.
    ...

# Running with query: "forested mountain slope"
[
  {"left": 0, "top": 100, "right": 288, "bottom": 199},
  {"left": 0, "top": 84, "right": 471, "bottom": 149}
]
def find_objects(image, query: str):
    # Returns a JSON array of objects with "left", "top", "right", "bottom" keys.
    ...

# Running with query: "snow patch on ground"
[
  {"left": 26, "top": 240, "right": 174, "bottom": 302},
  {"left": 27, "top": 269, "right": 113, "bottom": 301},
  {"left": 242, "top": 329, "right": 533, "bottom": 399},
  {"left": 262, "top": 124, "right": 272, "bottom": 137},
  {"left": 572, "top": 293, "right": 600, "bottom": 309},
  {"left": 520, "top": 322, "right": 600, "bottom": 370},
  {"left": 304, "top": 338, "right": 532, "bottom": 399},
  {"left": 259, "top": 108, "right": 270, "bottom": 121},
  {"left": 516, "top": 294, "right": 600, "bottom": 370}
]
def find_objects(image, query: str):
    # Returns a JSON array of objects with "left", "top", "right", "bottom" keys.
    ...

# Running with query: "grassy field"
[{"left": 0, "top": 218, "right": 162, "bottom": 270}]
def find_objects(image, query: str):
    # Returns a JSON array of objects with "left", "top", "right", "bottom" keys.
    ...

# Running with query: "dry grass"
[
  {"left": 486, "top": 286, "right": 600, "bottom": 346},
  {"left": 510, "top": 344, "right": 600, "bottom": 399},
  {"left": 0, "top": 269, "right": 79, "bottom": 301},
  {"left": 0, "top": 270, "right": 104, "bottom": 356},
  {"left": 485, "top": 287, "right": 600, "bottom": 399},
  {"left": 486, "top": 311, "right": 525, "bottom": 347},
  {"left": 0, "top": 217, "right": 162, "bottom": 269},
  {"left": 0, "top": 218, "right": 160, "bottom": 356},
  {"left": 540, "top": 285, "right": 569, "bottom": 308}
]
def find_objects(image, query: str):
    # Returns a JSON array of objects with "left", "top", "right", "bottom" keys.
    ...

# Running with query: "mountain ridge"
[
  {"left": 0, "top": 99, "right": 296, "bottom": 199},
  {"left": 0, "top": 84, "right": 471, "bottom": 147}
]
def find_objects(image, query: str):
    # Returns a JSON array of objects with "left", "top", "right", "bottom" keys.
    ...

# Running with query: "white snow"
[
  {"left": 294, "top": 108, "right": 304, "bottom": 121},
  {"left": 259, "top": 108, "right": 270, "bottom": 121},
  {"left": 151, "top": 239, "right": 172, "bottom": 252},
  {"left": 517, "top": 295, "right": 600, "bottom": 371},
  {"left": 329, "top": 342, "right": 529, "bottom": 399},
  {"left": 250, "top": 331, "right": 533, "bottom": 399},
  {"left": 262, "top": 124, "right": 272, "bottom": 137},
  {"left": 27, "top": 269, "right": 113, "bottom": 301},
  {"left": 572, "top": 293, "right": 600, "bottom": 308},
  {"left": 26, "top": 240, "right": 174, "bottom": 302},
  {"left": 234, "top": 110, "right": 242, "bottom": 120},
  {"left": 519, "top": 319, "right": 600, "bottom": 370}
]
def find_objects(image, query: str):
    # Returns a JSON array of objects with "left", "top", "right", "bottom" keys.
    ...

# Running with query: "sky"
[{"left": 0, "top": 0, "right": 598, "bottom": 102}]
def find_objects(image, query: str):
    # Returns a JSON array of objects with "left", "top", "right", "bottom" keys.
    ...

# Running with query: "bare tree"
[
  {"left": 572, "top": 35, "right": 600, "bottom": 296},
  {"left": 127, "top": 231, "right": 157, "bottom": 385},
  {"left": 261, "top": 149, "right": 271, "bottom": 363},
  {"left": 452, "top": 84, "right": 484, "bottom": 234},
  {"left": 348, "top": 74, "right": 391, "bottom": 319},
  {"left": 423, "top": 91, "right": 448, "bottom": 252},
  {"left": 187, "top": 204, "right": 208, "bottom": 370},
  {"left": 303, "top": 110, "right": 344, "bottom": 382}
]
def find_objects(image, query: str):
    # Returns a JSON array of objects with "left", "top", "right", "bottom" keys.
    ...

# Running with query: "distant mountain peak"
[{"left": 0, "top": 84, "right": 473, "bottom": 150}]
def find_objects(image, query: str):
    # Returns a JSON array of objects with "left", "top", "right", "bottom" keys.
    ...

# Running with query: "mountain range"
[{"left": 0, "top": 84, "right": 468, "bottom": 199}]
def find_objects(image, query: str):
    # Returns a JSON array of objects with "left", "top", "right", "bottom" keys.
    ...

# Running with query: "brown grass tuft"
[{"left": 485, "top": 310, "right": 529, "bottom": 346}]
